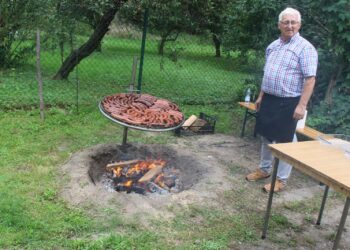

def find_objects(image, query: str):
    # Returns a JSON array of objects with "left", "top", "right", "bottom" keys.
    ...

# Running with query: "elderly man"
[{"left": 245, "top": 7, "right": 318, "bottom": 192}]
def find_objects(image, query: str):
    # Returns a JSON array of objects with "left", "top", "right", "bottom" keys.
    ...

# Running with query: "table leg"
[
  {"left": 262, "top": 158, "right": 279, "bottom": 239},
  {"left": 240, "top": 109, "right": 249, "bottom": 137},
  {"left": 316, "top": 185, "right": 329, "bottom": 225},
  {"left": 332, "top": 197, "right": 350, "bottom": 250}
]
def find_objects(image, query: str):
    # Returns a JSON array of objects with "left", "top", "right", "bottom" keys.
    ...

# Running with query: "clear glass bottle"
[{"left": 244, "top": 88, "right": 251, "bottom": 104}]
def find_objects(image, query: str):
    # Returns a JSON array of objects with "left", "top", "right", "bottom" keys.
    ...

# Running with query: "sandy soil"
[{"left": 60, "top": 134, "right": 350, "bottom": 249}]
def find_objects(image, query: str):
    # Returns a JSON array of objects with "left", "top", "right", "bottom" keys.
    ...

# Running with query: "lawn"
[
  {"left": 0, "top": 34, "right": 253, "bottom": 249},
  {"left": 2, "top": 34, "right": 324, "bottom": 249}
]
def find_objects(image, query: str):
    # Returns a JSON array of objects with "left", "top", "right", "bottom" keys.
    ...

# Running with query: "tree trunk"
[
  {"left": 212, "top": 34, "right": 221, "bottom": 57},
  {"left": 53, "top": 4, "right": 120, "bottom": 80},
  {"left": 325, "top": 61, "right": 344, "bottom": 106},
  {"left": 158, "top": 37, "right": 166, "bottom": 56},
  {"left": 96, "top": 42, "right": 102, "bottom": 52},
  {"left": 59, "top": 36, "right": 64, "bottom": 64},
  {"left": 158, "top": 30, "right": 179, "bottom": 56}
]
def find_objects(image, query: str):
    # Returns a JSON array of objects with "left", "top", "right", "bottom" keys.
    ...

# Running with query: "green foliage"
[
  {"left": 0, "top": 36, "right": 247, "bottom": 111},
  {"left": 308, "top": 88, "right": 350, "bottom": 135},
  {"left": 298, "top": 1, "right": 350, "bottom": 132},
  {"left": 222, "top": 0, "right": 281, "bottom": 53},
  {"left": 222, "top": 0, "right": 350, "bottom": 134},
  {"left": 0, "top": 0, "right": 53, "bottom": 67},
  {"left": 119, "top": 0, "right": 230, "bottom": 56}
]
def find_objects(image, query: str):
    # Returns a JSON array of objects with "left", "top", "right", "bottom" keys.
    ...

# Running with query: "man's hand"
[
  {"left": 255, "top": 91, "right": 264, "bottom": 111},
  {"left": 293, "top": 104, "right": 306, "bottom": 120},
  {"left": 293, "top": 76, "right": 316, "bottom": 120}
]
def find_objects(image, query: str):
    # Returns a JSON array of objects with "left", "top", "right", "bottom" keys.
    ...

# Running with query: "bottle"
[{"left": 244, "top": 88, "right": 251, "bottom": 104}]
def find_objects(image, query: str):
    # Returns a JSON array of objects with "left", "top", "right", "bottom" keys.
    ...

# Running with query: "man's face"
[{"left": 278, "top": 14, "right": 301, "bottom": 41}]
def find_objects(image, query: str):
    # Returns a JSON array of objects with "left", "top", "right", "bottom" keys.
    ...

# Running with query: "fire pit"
[
  {"left": 60, "top": 134, "right": 247, "bottom": 219},
  {"left": 88, "top": 143, "right": 205, "bottom": 195},
  {"left": 101, "top": 159, "right": 181, "bottom": 194}
]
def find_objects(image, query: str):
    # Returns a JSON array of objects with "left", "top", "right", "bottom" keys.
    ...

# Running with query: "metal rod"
[
  {"left": 316, "top": 185, "right": 329, "bottom": 225},
  {"left": 262, "top": 158, "right": 279, "bottom": 239},
  {"left": 75, "top": 31, "right": 79, "bottom": 114},
  {"left": 332, "top": 197, "right": 350, "bottom": 250},
  {"left": 122, "top": 127, "right": 128, "bottom": 146},
  {"left": 137, "top": 8, "right": 149, "bottom": 92},
  {"left": 241, "top": 109, "right": 249, "bottom": 137},
  {"left": 130, "top": 56, "right": 138, "bottom": 92}
]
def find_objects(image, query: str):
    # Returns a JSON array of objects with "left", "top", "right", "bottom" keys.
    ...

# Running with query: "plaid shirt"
[{"left": 262, "top": 33, "right": 318, "bottom": 97}]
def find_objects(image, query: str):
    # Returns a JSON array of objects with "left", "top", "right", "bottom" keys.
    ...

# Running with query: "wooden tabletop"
[
  {"left": 238, "top": 102, "right": 256, "bottom": 111},
  {"left": 269, "top": 140, "right": 350, "bottom": 196},
  {"left": 295, "top": 126, "right": 328, "bottom": 140}
]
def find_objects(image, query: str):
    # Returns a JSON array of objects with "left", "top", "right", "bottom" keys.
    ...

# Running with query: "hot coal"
[{"left": 88, "top": 143, "right": 205, "bottom": 195}]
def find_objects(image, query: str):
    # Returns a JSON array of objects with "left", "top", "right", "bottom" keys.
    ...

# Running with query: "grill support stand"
[{"left": 122, "top": 127, "right": 128, "bottom": 147}]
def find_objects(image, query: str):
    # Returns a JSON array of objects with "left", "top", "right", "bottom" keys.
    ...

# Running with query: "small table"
[{"left": 262, "top": 140, "right": 350, "bottom": 250}]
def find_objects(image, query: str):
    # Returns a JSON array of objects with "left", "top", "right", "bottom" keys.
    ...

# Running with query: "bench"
[{"left": 238, "top": 102, "right": 326, "bottom": 140}]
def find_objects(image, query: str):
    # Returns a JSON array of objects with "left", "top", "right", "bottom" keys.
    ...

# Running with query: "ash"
[{"left": 88, "top": 143, "right": 205, "bottom": 195}]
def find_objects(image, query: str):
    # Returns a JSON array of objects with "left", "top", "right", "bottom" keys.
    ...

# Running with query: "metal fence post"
[{"left": 137, "top": 8, "right": 149, "bottom": 93}]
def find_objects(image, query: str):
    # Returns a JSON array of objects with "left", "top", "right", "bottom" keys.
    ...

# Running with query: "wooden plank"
[
  {"left": 238, "top": 102, "right": 256, "bottom": 111},
  {"left": 182, "top": 115, "right": 197, "bottom": 130},
  {"left": 106, "top": 159, "right": 140, "bottom": 171},
  {"left": 189, "top": 118, "right": 207, "bottom": 132},
  {"left": 138, "top": 164, "right": 164, "bottom": 183},
  {"left": 296, "top": 126, "right": 330, "bottom": 140}
]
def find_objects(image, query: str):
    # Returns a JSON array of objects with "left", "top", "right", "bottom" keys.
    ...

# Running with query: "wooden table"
[{"left": 262, "top": 140, "right": 350, "bottom": 250}]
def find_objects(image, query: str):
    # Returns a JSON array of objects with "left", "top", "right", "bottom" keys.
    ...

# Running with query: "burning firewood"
[
  {"left": 137, "top": 163, "right": 164, "bottom": 183},
  {"left": 104, "top": 158, "right": 174, "bottom": 194},
  {"left": 147, "top": 182, "right": 169, "bottom": 194},
  {"left": 106, "top": 159, "right": 140, "bottom": 171}
]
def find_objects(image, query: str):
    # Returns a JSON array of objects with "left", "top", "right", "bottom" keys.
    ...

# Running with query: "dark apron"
[{"left": 255, "top": 93, "right": 300, "bottom": 143}]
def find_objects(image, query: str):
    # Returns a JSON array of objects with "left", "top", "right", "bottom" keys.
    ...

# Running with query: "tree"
[
  {"left": 119, "top": 0, "right": 228, "bottom": 57},
  {"left": 222, "top": 0, "right": 281, "bottom": 54},
  {"left": 188, "top": 0, "right": 230, "bottom": 57},
  {"left": 54, "top": 0, "right": 114, "bottom": 53},
  {"left": 119, "top": 0, "right": 194, "bottom": 55},
  {"left": 299, "top": 0, "right": 350, "bottom": 134},
  {"left": 53, "top": 0, "right": 126, "bottom": 80},
  {"left": 0, "top": 0, "right": 51, "bottom": 68},
  {"left": 222, "top": 0, "right": 350, "bottom": 133}
]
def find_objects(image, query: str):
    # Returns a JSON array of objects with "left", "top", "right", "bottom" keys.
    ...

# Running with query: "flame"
[
  {"left": 124, "top": 180, "right": 133, "bottom": 187},
  {"left": 154, "top": 173, "right": 165, "bottom": 187},
  {"left": 113, "top": 167, "right": 123, "bottom": 177},
  {"left": 109, "top": 159, "right": 167, "bottom": 192}
]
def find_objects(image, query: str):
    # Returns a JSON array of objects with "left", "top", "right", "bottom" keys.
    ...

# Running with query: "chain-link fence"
[{"left": 1, "top": 11, "right": 260, "bottom": 114}]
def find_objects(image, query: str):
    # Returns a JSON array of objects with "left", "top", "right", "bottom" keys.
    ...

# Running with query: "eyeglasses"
[{"left": 280, "top": 20, "right": 299, "bottom": 26}]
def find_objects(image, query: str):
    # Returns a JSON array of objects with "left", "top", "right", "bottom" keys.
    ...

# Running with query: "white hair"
[{"left": 279, "top": 7, "right": 301, "bottom": 23}]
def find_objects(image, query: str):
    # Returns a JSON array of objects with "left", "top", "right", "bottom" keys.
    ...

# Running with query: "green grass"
[
  {"left": 0, "top": 98, "right": 341, "bottom": 249},
  {"left": 0, "top": 34, "right": 263, "bottom": 249},
  {"left": 0, "top": 106, "right": 174, "bottom": 249},
  {"left": 0, "top": 35, "right": 248, "bottom": 109},
  {"left": 0, "top": 104, "right": 251, "bottom": 249}
]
